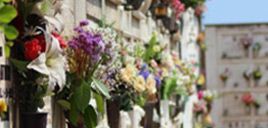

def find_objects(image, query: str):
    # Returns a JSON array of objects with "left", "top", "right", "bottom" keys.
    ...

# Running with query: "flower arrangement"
[
  {"left": 243, "top": 69, "right": 252, "bottom": 82},
  {"left": 252, "top": 42, "right": 262, "bottom": 58},
  {"left": 253, "top": 68, "right": 262, "bottom": 81},
  {"left": 241, "top": 93, "right": 260, "bottom": 108},
  {"left": 219, "top": 68, "right": 230, "bottom": 85},
  {"left": 240, "top": 37, "right": 252, "bottom": 57},
  {"left": 240, "top": 37, "right": 252, "bottom": 50},
  {"left": 55, "top": 20, "right": 115, "bottom": 127},
  {"left": 197, "top": 32, "right": 206, "bottom": 51},
  {"left": 10, "top": 13, "right": 66, "bottom": 115}
]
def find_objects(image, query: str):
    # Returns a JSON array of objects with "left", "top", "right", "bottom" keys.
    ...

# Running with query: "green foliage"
[
  {"left": 71, "top": 80, "right": 91, "bottom": 113},
  {"left": 4, "top": 25, "right": 18, "bottom": 40},
  {"left": 57, "top": 100, "right": 71, "bottom": 110},
  {"left": 161, "top": 77, "right": 187, "bottom": 100},
  {"left": 143, "top": 33, "right": 160, "bottom": 62},
  {"left": 0, "top": 5, "right": 17, "bottom": 23},
  {"left": 92, "top": 78, "right": 111, "bottom": 99},
  {"left": 94, "top": 92, "right": 104, "bottom": 114},
  {"left": 83, "top": 105, "right": 97, "bottom": 128},
  {"left": 0, "top": 1, "right": 18, "bottom": 58},
  {"left": 10, "top": 58, "right": 29, "bottom": 72}
]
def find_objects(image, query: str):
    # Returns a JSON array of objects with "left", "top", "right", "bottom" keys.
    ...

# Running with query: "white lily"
[{"left": 27, "top": 31, "right": 66, "bottom": 90}]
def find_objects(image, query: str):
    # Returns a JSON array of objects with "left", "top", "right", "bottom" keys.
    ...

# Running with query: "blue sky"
[{"left": 204, "top": 0, "right": 268, "bottom": 24}]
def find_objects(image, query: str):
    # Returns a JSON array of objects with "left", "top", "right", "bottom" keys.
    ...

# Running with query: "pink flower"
[
  {"left": 172, "top": 0, "right": 185, "bottom": 19},
  {"left": 198, "top": 91, "right": 204, "bottom": 100}
]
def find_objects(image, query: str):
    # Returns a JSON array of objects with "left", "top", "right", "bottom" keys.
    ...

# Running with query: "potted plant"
[
  {"left": 240, "top": 37, "right": 252, "bottom": 57},
  {"left": 253, "top": 68, "right": 262, "bottom": 86},
  {"left": 243, "top": 69, "right": 252, "bottom": 85},
  {"left": 241, "top": 93, "right": 254, "bottom": 115},
  {"left": 252, "top": 42, "right": 262, "bottom": 58},
  {"left": 219, "top": 68, "right": 230, "bottom": 86},
  {"left": 241, "top": 93, "right": 260, "bottom": 115},
  {"left": 197, "top": 32, "right": 206, "bottom": 51}
]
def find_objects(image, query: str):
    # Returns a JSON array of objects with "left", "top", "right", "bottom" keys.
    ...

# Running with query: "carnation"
[{"left": 24, "top": 38, "right": 42, "bottom": 60}]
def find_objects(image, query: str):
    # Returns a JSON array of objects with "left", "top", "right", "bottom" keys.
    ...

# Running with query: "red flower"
[
  {"left": 242, "top": 93, "right": 254, "bottom": 105},
  {"left": 35, "top": 35, "right": 46, "bottom": 52},
  {"left": 24, "top": 39, "right": 42, "bottom": 61},
  {"left": 52, "top": 32, "right": 67, "bottom": 48}
]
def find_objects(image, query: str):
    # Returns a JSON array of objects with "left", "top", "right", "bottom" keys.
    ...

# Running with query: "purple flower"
[
  {"left": 139, "top": 70, "right": 150, "bottom": 80},
  {"left": 79, "top": 20, "right": 89, "bottom": 26},
  {"left": 74, "top": 27, "right": 83, "bottom": 33},
  {"left": 154, "top": 76, "right": 162, "bottom": 88}
]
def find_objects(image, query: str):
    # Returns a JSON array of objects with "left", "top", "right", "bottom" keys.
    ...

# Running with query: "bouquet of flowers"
[
  {"left": 219, "top": 68, "right": 230, "bottom": 85},
  {"left": 10, "top": 13, "right": 67, "bottom": 114},
  {"left": 252, "top": 42, "right": 262, "bottom": 58},
  {"left": 56, "top": 20, "right": 115, "bottom": 128},
  {"left": 243, "top": 69, "right": 252, "bottom": 81},
  {"left": 240, "top": 37, "right": 252, "bottom": 50},
  {"left": 253, "top": 68, "right": 262, "bottom": 81},
  {"left": 241, "top": 93, "right": 260, "bottom": 108}
]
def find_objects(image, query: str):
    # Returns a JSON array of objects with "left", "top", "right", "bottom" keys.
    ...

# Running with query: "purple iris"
[
  {"left": 154, "top": 76, "right": 162, "bottom": 88},
  {"left": 139, "top": 64, "right": 150, "bottom": 80}
]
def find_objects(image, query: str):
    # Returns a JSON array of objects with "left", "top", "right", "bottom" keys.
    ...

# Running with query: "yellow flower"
[
  {"left": 120, "top": 68, "right": 132, "bottom": 84},
  {"left": 0, "top": 99, "right": 7, "bottom": 113},
  {"left": 133, "top": 76, "right": 146, "bottom": 93},
  {"left": 203, "top": 114, "right": 213, "bottom": 125},
  {"left": 197, "top": 74, "right": 206, "bottom": 86},
  {"left": 153, "top": 45, "right": 161, "bottom": 52},
  {"left": 146, "top": 75, "right": 157, "bottom": 94},
  {"left": 120, "top": 64, "right": 137, "bottom": 84},
  {"left": 161, "top": 68, "right": 169, "bottom": 78}
]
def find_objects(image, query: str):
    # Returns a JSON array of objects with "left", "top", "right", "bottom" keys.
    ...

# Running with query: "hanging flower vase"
[{"left": 20, "top": 112, "right": 47, "bottom": 128}]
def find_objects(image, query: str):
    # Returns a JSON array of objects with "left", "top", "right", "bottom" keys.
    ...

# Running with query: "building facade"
[{"left": 206, "top": 23, "right": 268, "bottom": 128}]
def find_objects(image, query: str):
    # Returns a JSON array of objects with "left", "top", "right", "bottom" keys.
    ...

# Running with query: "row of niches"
[
  {"left": 219, "top": 35, "right": 268, "bottom": 60},
  {"left": 222, "top": 93, "right": 268, "bottom": 117},
  {"left": 219, "top": 65, "right": 268, "bottom": 88},
  {"left": 223, "top": 121, "right": 267, "bottom": 128}
]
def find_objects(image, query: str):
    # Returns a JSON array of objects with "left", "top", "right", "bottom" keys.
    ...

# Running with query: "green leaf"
[
  {"left": 69, "top": 105, "right": 79, "bottom": 126},
  {"left": 4, "top": 44, "right": 10, "bottom": 58},
  {"left": 72, "top": 80, "right": 91, "bottom": 112},
  {"left": 9, "top": 58, "right": 29, "bottom": 72},
  {"left": 1, "top": 0, "right": 12, "bottom": 2},
  {"left": 83, "top": 105, "right": 97, "bottom": 128},
  {"left": 0, "top": 25, "right": 3, "bottom": 31},
  {"left": 4, "top": 25, "right": 18, "bottom": 40},
  {"left": 57, "top": 100, "right": 71, "bottom": 110},
  {"left": 0, "top": 5, "right": 17, "bottom": 23},
  {"left": 94, "top": 92, "right": 104, "bottom": 114},
  {"left": 92, "top": 78, "right": 111, "bottom": 99},
  {"left": 6, "top": 41, "right": 13, "bottom": 47},
  {"left": 162, "top": 77, "right": 178, "bottom": 100}
]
